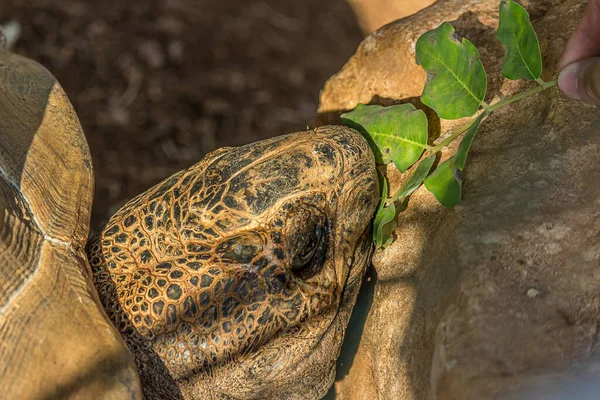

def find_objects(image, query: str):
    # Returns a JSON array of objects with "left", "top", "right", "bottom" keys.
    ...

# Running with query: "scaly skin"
[{"left": 87, "top": 126, "right": 378, "bottom": 399}]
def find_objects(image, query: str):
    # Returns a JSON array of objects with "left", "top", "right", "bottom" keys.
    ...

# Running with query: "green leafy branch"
[{"left": 341, "top": 0, "right": 557, "bottom": 248}]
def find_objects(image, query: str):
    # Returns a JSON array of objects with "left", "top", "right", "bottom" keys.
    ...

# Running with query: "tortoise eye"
[{"left": 290, "top": 217, "right": 329, "bottom": 279}]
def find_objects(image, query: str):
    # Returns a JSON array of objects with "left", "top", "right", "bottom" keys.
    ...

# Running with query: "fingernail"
[{"left": 558, "top": 62, "right": 582, "bottom": 100}]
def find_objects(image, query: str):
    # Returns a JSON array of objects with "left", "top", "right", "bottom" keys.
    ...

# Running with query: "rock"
[
  {"left": 318, "top": 0, "right": 600, "bottom": 399},
  {"left": 346, "top": 0, "right": 435, "bottom": 34}
]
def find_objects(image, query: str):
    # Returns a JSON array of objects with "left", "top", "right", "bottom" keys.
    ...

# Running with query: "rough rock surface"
[{"left": 319, "top": 0, "right": 600, "bottom": 399}]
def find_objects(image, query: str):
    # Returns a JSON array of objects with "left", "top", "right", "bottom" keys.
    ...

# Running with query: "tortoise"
[{"left": 0, "top": 48, "right": 379, "bottom": 399}]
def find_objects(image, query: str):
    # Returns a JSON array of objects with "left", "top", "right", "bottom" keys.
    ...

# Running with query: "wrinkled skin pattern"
[{"left": 87, "top": 126, "right": 378, "bottom": 399}]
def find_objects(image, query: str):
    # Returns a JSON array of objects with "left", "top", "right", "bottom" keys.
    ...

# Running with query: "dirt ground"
[{"left": 0, "top": 0, "right": 364, "bottom": 230}]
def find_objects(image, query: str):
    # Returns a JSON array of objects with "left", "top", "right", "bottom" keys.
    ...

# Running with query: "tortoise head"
[{"left": 88, "top": 126, "right": 379, "bottom": 399}]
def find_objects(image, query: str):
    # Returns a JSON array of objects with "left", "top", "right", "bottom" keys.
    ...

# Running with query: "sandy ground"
[{"left": 0, "top": 0, "right": 364, "bottom": 229}]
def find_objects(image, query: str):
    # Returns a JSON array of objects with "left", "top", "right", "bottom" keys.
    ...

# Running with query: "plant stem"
[
  {"left": 382, "top": 79, "right": 558, "bottom": 207},
  {"left": 426, "top": 80, "right": 557, "bottom": 155},
  {"left": 486, "top": 80, "right": 557, "bottom": 112},
  {"left": 426, "top": 115, "right": 483, "bottom": 155}
]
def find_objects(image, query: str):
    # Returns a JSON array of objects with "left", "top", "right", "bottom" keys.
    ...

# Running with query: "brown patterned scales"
[
  {"left": 88, "top": 127, "right": 379, "bottom": 399},
  {"left": 0, "top": 52, "right": 378, "bottom": 399}
]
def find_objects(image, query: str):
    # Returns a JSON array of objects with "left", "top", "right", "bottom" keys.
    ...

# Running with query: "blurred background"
[{"left": 0, "top": 0, "right": 432, "bottom": 230}]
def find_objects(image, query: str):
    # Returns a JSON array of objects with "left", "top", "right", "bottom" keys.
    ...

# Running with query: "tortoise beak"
[{"left": 329, "top": 129, "right": 379, "bottom": 292}]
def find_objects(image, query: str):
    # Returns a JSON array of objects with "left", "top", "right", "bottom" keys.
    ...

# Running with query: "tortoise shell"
[{"left": 0, "top": 50, "right": 142, "bottom": 398}]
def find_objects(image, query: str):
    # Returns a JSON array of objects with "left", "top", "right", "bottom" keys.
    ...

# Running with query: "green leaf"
[
  {"left": 416, "top": 22, "right": 487, "bottom": 119},
  {"left": 423, "top": 159, "right": 462, "bottom": 207},
  {"left": 454, "top": 113, "right": 485, "bottom": 169},
  {"left": 424, "top": 113, "right": 485, "bottom": 207},
  {"left": 375, "top": 169, "right": 388, "bottom": 214},
  {"left": 373, "top": 171, "right": 397, "bottom": 248},
  {"left": 341, "top": 103, "right": 428, "bottom": 172},
  {"left": 390, "top": 154, "right": 436, "bottom": 202},
  {"left": 374, "top": 203, "right": 397, "bottom": 248},
  {"left": 496, "top": 0, "right": 542, "bottom": 81}
]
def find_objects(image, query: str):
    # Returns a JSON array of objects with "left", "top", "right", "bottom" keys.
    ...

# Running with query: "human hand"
[{"left": 558, "top": 0, "right": 600, "bottom": 105}]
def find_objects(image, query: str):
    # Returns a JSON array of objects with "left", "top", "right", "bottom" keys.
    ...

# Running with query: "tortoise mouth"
[
  {"left": 345, "top": 224, "right": 374, "bottom": 290},
  {"left": 331, "top": 165, "right": 379, "bottom": 290}
]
